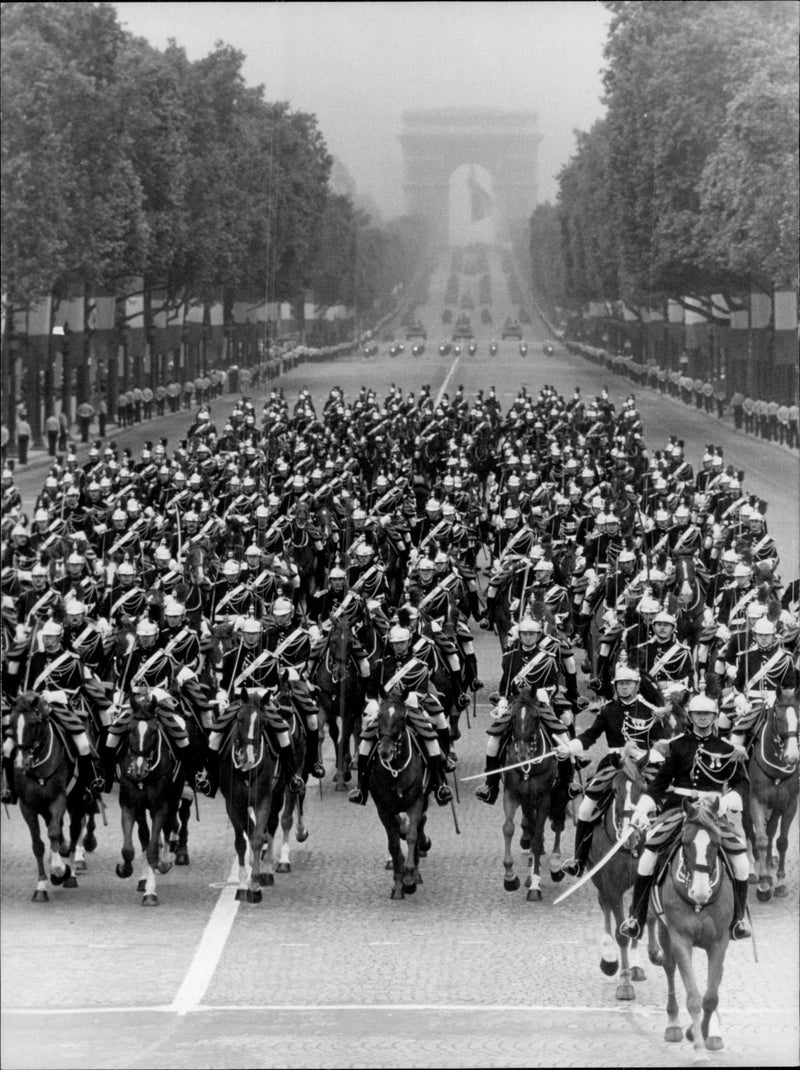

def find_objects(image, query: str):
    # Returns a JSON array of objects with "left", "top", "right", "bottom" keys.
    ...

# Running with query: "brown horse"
[
  {"left": 589, "top": 745, "right": 661, "bottom": 999},
  {"left": 652, "top": 798, "right": 734, "bottom": 1061},
  {"left": 747, "top": 700, "right": 799, "bottom": 901},
  {"left": 499, "top": 689, "right": 559, "bottom": 901},
  {"left": 312, "top": 616, "right": 364, "bottom": 790}
]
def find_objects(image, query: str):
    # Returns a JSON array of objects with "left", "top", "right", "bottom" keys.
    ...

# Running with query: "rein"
[
  {"left": 754, "top": 713, "right": 799, "bottom": 781},
  {"left": 20, "top": 720, "right": 59, "bottom": 783},
  {"left": 378, "top": 726, "right": 414, "bottom": 778}
]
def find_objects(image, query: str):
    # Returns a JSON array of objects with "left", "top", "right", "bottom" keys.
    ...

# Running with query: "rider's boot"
[
  {"left": 348, "top": 752, "right": 370, "bottom": 806},
  {"left": 429, "top": 754, "right": 453, "bottom": 807},
  {"left": 101, "top": 749, "right": 118, "bottom": 793},
  {"left": 437, "top": 728, "right": 457, "bottom": 771},
  {"left": 480, "top": 595, "right": 497, "bottom": 631},
  {"left": 279, "top": 743, "right": 305, "bottom": 795},
  {"left": 1, "top": 756, "right": 17, "bottom": 805},
  {"left": 619, "top": 872, "right": 656, "bottom": 939},
  {"left": 304, "top": 726, "right": 325, "bottom": 779},
  {"left": 730, "top": 878, "right": 752, "bottom": 940},
  {"left": 589, "top": 653, "right": 609, "bottom": 695},
  {"left": 197, "top": 751, "right": 219, "bottom": 799},
  {"left": 475, "top": 753, "right": 501, "bottom": 805},
  {"left": 465, "top": 652, "right": 483, "bottom": 693},
  {"left": 549, "top": 761, "right": 574, "bottom": 832},
  {"left": 468, "top": 589, "right": 482, "bottom": 622},
  {"left": 77, "top": 754, "right": 104, "bottom": 807},
  {"left": 562, "top": 819, "right": 594, "bottom": 877}
]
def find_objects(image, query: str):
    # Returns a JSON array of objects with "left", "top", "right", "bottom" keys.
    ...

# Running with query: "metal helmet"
[
  {"left": 31, "top": 562, "right": 49, "bottom": 589},
  {"left": 117, "top": 560, "right": 136, "bottom": 582},
  {"left": 504, "top": 507, "right": 520, "bottom": 528},
  {"left": 222, "top": 558, "right": 240, "bottom": 579},
  {"left": 733, "top": 563, "right": 752, "bottom": 582},
  {"left": 533, "top": 558, "right": 553, "bottom": 580},
  {"left": 637, "top": 595, "right": 660, "bottom": 617},
  {"left": 753, "top": 618, "right": 776, "bottom": 644},
  {"left": 653, "top": 610, "right": 676, "bottom": 628},
  {"left": 613, "top": 662, "right": 640, "bottom": 686},
  {"left": 418, "top": 556, "right": 435, "bottom": 580},
  {"left": 273, "top": 597, "right": 293, "bottom": 625},
  {"left": 674, "top": 504, "right": 690, "bottom": 523},
  {"left": 164, "top": 600, "right": 186, "bottom": 625},
  {"left": 687, "top": 694, "right": 717, "bottom": 718},
  {"left": 65, "top": 599, "right": 86, "bottom": 622},
  {"left": 155, "top": 544, "right": 172, "bottom": 565},
  {"left": 518, "top": 616, "right": 542, "bottom": 648},
  {"left": 136, "top": 618, "right": 159, "bottom": 647},
  {"left": 41, "top": 618, "right": 63, "bottom": 650},
  {"left": 355, "top": 542, "right": 374, "bottom": 564},
  {"left": 434, "top": 551, "right": 449, "bottom": 574},
  {"left": 245, "top": 543, "right": 262, "bottom": 564},
  {"left": 329, "top": 566, "right": 346, "bottom": 590},
  {"left": 389, "top": 625, "right": 410, "bottom": 654},
  {"left": 425, "top": 498, "right": 442, "bottom": 518},
  {"left": 618, "top": 549, "right": 636, "bottom": 568}
]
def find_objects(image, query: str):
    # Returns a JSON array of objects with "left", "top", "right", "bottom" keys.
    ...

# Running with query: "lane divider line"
[{"left": 435, "top": 355, "right": 461, "bottom": 407}]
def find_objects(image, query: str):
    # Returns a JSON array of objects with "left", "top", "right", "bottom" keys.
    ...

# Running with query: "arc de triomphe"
[{"left": 399, "top": 108, "right": 541, "bottom": 244}]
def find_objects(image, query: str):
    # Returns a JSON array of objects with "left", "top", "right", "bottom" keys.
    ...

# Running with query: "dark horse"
[
  {"left": 652, "top": 798, "right": 734, "bottom": 1060},
  {"left": 499, "top": 689, "right": 559, "bottom": 901},
  {"left": 672, "top": 555, "right": 709, "bottom": 651},
  {"left": 588, "top": 744, "right": 661, "bottom": 999},
  {"left": 114, "top": 704, "right": 184, "bottom": 906},
  {"left": 9, "top": 692, "right": 94, "bottom": 901},
  {"left": 217, "top": 691, "right": 276, "bottom": 903},
  {"left": 313, "top": 616, "right": 364, "bottom": 789},
  {"left": 746, "top": 699, "right": 799, "bottom": 902},
  {"left": 369, "top": 697, "right": 432, "bottom": 899}
]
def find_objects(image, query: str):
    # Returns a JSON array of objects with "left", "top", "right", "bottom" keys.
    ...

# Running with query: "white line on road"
[
  {"left": 435, "top": 355, "right": 461, "bottom": 407},
  {"left": 169, "top": 857, "right": 241, "bottom": 1016}
]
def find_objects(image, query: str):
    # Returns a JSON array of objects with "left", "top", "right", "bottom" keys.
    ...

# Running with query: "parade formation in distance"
[{"left": 1, "top": 337, "right": 798, "bottom": 1061}]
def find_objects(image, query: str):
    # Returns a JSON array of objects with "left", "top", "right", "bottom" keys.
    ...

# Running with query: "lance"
[
  {"left": 460, "top": 750, "right": 558, "bottom": 781},
  {"left": 553, "top": 826, "right": 635, "bottom": 905}
]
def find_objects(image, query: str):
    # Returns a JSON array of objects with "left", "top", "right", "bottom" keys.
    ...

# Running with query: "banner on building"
[{"left": 774, "top": 291, "right": 798, "bottom": 332}]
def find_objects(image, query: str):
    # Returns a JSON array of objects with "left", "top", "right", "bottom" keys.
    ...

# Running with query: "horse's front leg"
[
  {"left": 610, "top": 896, "right": 635, "bottom": 1000},
  {"left": 277, "top": 794, "right": 296, "bottom": 873},
  {"left": 659, "top": 923, "right": 683, "bottom": 1043},
  {"left": 775, "top": 793, "right": 798, "bottom": 897},
  {"left": 141, "top": 805, "right": 168, "bottom": 905},
  {"left": 402, "top": 800, "right": 424, "bottom": 892},
  {"left": 750, "top": 795, "right": 773, "bottom": 902},
  {"left": 174, "top": 795, "right": 192, "bottom": 866},
  {"left": 116, "top": 803, "right": 136, "bottom": 879},
  {"left": 502, "top": 791, "right": 520, "bottom": 891},
  {"left": 698, "top": 944, "right": 726, "bottom": 1052},
  {"left": 670, "top": 936, "right": 707, "bottom": 1064},
  {"left": 525, "top": 794, "right": 547, "bottom": 901},
  {"left": 246, "top": 798, "right": 271, "bottom": 903},
  {"left": 380, "top": 809, "right": 405, "bottom": 899},
  {"left": 46, "top": 793, "right": 69, "bottom": 887},
  {"left": 20, "top": 801, "right": 50, "bottom": 901}
]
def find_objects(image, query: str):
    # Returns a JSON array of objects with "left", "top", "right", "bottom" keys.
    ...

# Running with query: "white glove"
[
  {"left": 216, "top": 689, "right": 229, "bottom": 712},
  {"left": 560, "top": 710, "right": 574, "bottom": 729},
  {"left": 648, "top": 747, "right": 665, "bottom": 764},
  {"left": 364, "top": 699, "right": 379, "bottom": 722},
  {"left": 733, "top": 694, "right": 750, "bottom": 717},
  {"left": 631, "top": 794, "right": 655, "bottom": 830},
  {"left": 308, "top": 624, "right": 322, "bottom": 644},
  {"left": 491, "top": 697, "right": 509, "bottom": 721},
  {"left": 176, "top": 666, "right": 195, "bottom": 686},
  {"left": 555, "top": 739, "right": 572, "bottom": 760},
  {"left": 568, "top": 738, "right": 583, "bottom": 756}
]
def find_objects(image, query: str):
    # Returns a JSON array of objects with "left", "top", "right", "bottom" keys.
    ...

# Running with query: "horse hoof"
[
  {"left": 32, "top": 889, "right": 49, "bottom": 903},
  {"left": 385, "top": 859, "right": 394, "bottom": 871},
  {"left": 83, "top": 832, "right": 97, "bottom": 853},
  {"left": 334, "top": 780, "right": 348, "bottom": 792},
  {"left": 74, "top": 859, "right": 87, "bottom": 873},
  {"left": 258, "top": 873, "right": 275, "bottom": 887},
  {"left": 705, "top": 1036, "right": 724, "bottom": 1052},
  {"left": 137, "top": 879, "right": 147, "bottom": 892},
  {"left": 664, "top": 1026, "right": 683, "bottom": 1043},
  {"left": 615, "top": 983, "right": 635, "bottom": 1001},
  {"left": 245, "top": 889, "right": 262, "bottom": 904},
  {"left": 50, "top": 866, "right": 68, "bottom": 887},
  {"left": 756, "top": 887, "right": 772, "bottom": 902},
  {"left": 63, "top": 875, "right": 79, "bottom": 889},
  {"left": 526, "top": 888, "right": 543, "bottom": 902},
  {"left": 402, "top": 880, "right": 417, "bottom": 895},
  {"left": 235, "top": 889, "right": 247, "bottom": 901},
  {"left": 58, "top": 841, "right": 70, "bottom": 858},
  {"left": 419, "top": 835, "right": 431, "bottom": 853},
  {"left": 748, "top": 872, "right": 757, "bottom": 884},
  {"left": 175, "top": 850, "right": 190, "bottom": 866},
  {"left": 296, "top": 828, "right": 309, "bottom": 844},
  {"left": 550, "top": 867, "right": 565, "bottom": 884},
  {"left": 631, "top": 966, "right": 646, "bottom": 982},
  {"left": 519, "top": 834, "right": 531, "bottom": 850},
  {"left": 276, "top": 862, "right": 291, "bottom": 874},
  {"left": 142, "top": 893, "right": 159, "bottom": 906},
  {"left": 116, "top": 862, "right": 133, "bottom": 879},
  {"left": 580, "top": 660, "right": 591, "bottom": 674},
  {"left": 390, "top": 888, "right": 405, "bottom": 899},
  {"left": 691, "top": 1057, "right": 710, "bottom": 1067},
  {"left": 504, "top": 877, "right": 521, "bottom": 892},
  {"left": 157, "top": 861, "right": 173, "bottom": 875},
  {"left": 600, "top": 958, "right": 619, "bottom": 976},
  {"left": 685, "top": 1025, "right": 694, "bottom": 1042}
]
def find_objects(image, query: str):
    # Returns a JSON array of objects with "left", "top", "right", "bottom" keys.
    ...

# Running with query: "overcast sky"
[{"left": 112, "top": 1, "right": 611, "bottom": 220}]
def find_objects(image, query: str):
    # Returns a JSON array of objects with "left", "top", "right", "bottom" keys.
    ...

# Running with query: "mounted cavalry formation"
[{"left": 1, "top": 371, "right": 797, "bottom": 1055}]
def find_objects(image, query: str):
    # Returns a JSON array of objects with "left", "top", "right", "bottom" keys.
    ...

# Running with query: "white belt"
[{"left": 672, "top": 787, "right": 723, "bottom": 799}]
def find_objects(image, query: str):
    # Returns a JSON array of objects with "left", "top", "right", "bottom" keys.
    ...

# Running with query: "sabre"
[
  {"left": 746, "top": 905, "right": 759, "bottom": 964},
  {"left": 460, "top": 750, "right": 559, "bottom": 781},
  {"left": 553, "top": 826, "right": 635, "bottom": 905},
  {"left": 97, "top": 794, "right": 109, "bottom": 828}
]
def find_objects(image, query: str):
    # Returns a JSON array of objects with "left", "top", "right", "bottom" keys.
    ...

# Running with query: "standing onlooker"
[
  {"left": 97, "top": 396, "right": 108, "bottom": 437},
  {"left": 755, "top": 398, "right": 768, "bottom": 440},
  {"left": 777, "top": 403, "right": 789, "bottom": 445},
  {"left": 58, "top": 409, "right": 69, "bottom": 452},
  {"left": 731, "top": 391, "right": 744, "bottom": 430},
  {"left": 45, "top": 412, "right": 59, "bottom": 456},
  {"left": 743, "top": 396, "right": 755, "bottom": 434},
  {"left": 788, "top": 402, "right": 799, "bottom": 449},
  {"left": 766, "top": 400, "right": 779, "bottom": 442},
  {"left": 16, "top": 414, "right": 31, "bottom": 464}
]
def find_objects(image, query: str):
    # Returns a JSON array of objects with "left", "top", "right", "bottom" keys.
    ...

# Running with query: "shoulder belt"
[
  {"left": 512, "top": 647, "right": 553, "bottom": 688},
  {"left": 272, "top": 627, "right": 307, "bottom": 660},
  {"left": 745, "top": 648, "right": 787, "bottom": 691},
  {"left": 384, "top": 657, "right": 423, "bottom": 693},
  {"left": 650, "top": 641, "right": 684, "bottom": 677},
  {"left": 214, "top": 584, "right": 247, "bottom": 616},
  {"left": 132, "top": 648, "right": 170, "bottom": 684},
  {"left": 729, "top": 588, "right": 757, "bottom": 620},
  {"left": 32, "top": 650, "right": 76, "bottom": 692}
]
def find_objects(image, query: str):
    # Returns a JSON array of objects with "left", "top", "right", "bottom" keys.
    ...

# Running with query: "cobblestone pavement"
[{"left": 3, "top": 251, "right": 798, "bottom": 1068}]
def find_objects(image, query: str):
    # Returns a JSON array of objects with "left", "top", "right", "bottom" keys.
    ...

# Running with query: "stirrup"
[
  {"left": 434, "top": 783, "right": 453, "bottom": 806},
  {"left": 455, "top": 693, "right": 471, "bottom": 710},
  {"left": 1, "top": 789, "right": 16, "bottom": 805},
  {"left": 562, "top": 858, "right": 584, "bottom": 878},
  {"left": 348, "top": 787, "right": 367, "bottom": 806},
  {"left": 309, "top": 761, "right": 326, "bottom": 780},
  {"left": 475, "top": 784, "right": 498, "bottom": 805},
  {"left": 619, "top": 918, "right": 641, "bottom": 940},
  {"left": 730, "top": 919, "right": 752, "bottom": 941}
]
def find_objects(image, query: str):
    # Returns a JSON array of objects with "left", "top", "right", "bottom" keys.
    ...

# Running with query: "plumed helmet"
[
  {"left": 117, "top": 561, "right": 136, "bottom": 578},
  {"left": 418, "top": 556, "right": 434, "bottom": 574},
  {"left": 273, "top": 597, "right": 293, "bottom": 623},
  {"left": 329, "top": 566, "right": 346, "bottom": 581},
  {"left": 41, "top": 619, "right": 63, "bottom": 639},
  {"left": 753, "top": 618, "right": 775, "bottom": 636},
  {"left": 618, "top": 549, "right": 636, "bottom": 565},
  {"left": 65, "top": 599, "right": 86, "bottom": 618},
  {"left": 614, "top": 662, "right": 640, "bottom": 684},
  {"left": 653, "top": 610, "right": 676, "bottom": 626},
  {"left": 222, "top": 558, "right": 240, "bottom": 578},
  {"left": 136, "top": 618, "right": 159, "bottom": 639},
  {"left": 389, "top": 625, "right": 410, "bottom": 644},
  {"left": 518, "top": 617, "right": 542, "bottom": 634},
  {"left": 687, "top": 694, "right": 717, "bottom": 717},
  {"left": 155, "top": 544, "right": 172, "bottom": 564},
  {"left": 733, "top": 563, "right": 752, "bottom": 579},
  {"left": 355, "top": 542, "right": 373, "bottom": 562},
  {"left": 242, "top": 616, "right": 262, "bottom": 635}
]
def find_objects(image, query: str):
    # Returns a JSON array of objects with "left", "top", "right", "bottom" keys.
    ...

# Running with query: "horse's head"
[
  {"left": 124, "top": 705, "right": 163, "bottom": 783},
  {"left": 376, "top": 696, "right": 408, "bottom": 763},
  {"left": 184, "top": 545, "right": 207, "bottom": 583},
  {"left": 327, "top": 615, "right": 353, "bottom": 674},
  {"left": 508, "top": 689, "right": 549, "bottom": 762},
  {"left": 610, "top": 742, "right": 650, "bottom": 845},
  {"left": 231, "top": 689, "right": 270, "bottom": 771},
  {"left": 12, "top": 691, "right": 51, "bottom": 773},
  {"left": 679, "top": 797, "right": 723, "bottom": 907}
]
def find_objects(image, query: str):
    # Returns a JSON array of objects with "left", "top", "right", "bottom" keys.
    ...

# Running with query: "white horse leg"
[
  {"left": 629, "top": 938, "right": 646, "bottom": 981},
  {"left": 601, "top": 931, "right": 619, "bottom": 974},
  {"left": 49, "top": 848, "right": 66, "bottom": 882},
  {"left": 141, "top": 861, "right": 158, "bottom": 906}
]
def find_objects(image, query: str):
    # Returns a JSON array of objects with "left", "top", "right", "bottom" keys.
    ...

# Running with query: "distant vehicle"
[
  {"left": 468, "top": 341, "right": 477, "bottom": 355},
  {"left": 453, "top": 344, "right": 461, "bottom": 356},
  {"left": 543, "top": 343, "right": 555, "bottom": 357},
  {"left": 363, "top": 343, "right": 379, "bottom": 357},
  {"left": 412, "top": 343, "right": 425, "bottom": 356},
  {"left": 502, "top": 319, "right": 523, "bottom": 340},
  {"left": 406, "top": 322, "right": 427, "bottom": 340},
  {"left": 519, "top": 341, "right": 528, "bottom": 356},
  {"left": 439, "top": 341, "right": 452, "bottom": 356},
  {"left": 489, "top": 341, "right": 498, "bottom": 355}
]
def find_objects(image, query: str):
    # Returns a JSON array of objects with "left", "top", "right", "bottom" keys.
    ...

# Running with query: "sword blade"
[
  {"left": 553, "top": 827, "right": 634, "bottom": 905},
  {"left": 460, "top": 750, "right": 558, "bottom": 782}
]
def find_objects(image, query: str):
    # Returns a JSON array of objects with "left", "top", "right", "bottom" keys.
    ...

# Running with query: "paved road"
[{"left": 3, "top": 248, "right": 798, "bottom": 1069}]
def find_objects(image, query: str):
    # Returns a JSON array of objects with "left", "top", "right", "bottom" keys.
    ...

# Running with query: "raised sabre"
[
  {"left": 460, "top": 750, "right": 559, "bottom": 782},
  {"left": 553, "top": 826, "right": 635, "bottom": 905}
]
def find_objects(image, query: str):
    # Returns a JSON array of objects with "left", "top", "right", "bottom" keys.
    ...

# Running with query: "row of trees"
[
  {"left": 530, "top": 0, "right": 798, "bottom": 314},
  {"left": 1, "top": 1, "right": 427, "bottom": 336}
]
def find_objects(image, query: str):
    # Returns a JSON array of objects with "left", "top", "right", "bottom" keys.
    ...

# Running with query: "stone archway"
[{"left": 399, "top": 108, "right": 541, "bottom": 245}]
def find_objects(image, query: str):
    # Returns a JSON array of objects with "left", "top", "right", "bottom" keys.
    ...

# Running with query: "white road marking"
[
  {"left": 435, "top": 355, "right": 461, "bottom": 407},
  {"left": 169, "top": 857, "right": 241, "bottom": 1016}
]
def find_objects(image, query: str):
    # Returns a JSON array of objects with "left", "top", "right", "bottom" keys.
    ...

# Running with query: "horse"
[
  {"left": 9, "top": 692, "right": 94, "bottom": 901},
  {"left": 179, "top": 544, "right": 214, "bottom": 631},
  {"left": 115, "top": 706, "right": 184, "bottom": 906},
  {"left": 167, "top": 681, "right": 212, "bottom": 866},
  {"left": 312, "top": 616, "right": 364, "bottom": 789},
  {"left": 587, "top": 744, "right": 661, "bottom": 999},
  {"left": 746, "top": 699, "right": 799, "bottom": 902},
  {"left": 262, "top": 699, "right": 309, "bottom": 878},
  {"left": 217, "top": 690, "right": 276, "bottom": 902},
  {"left": 652, "top": 797, "right": 734, "bottom": 1061},
  {"left": 673, "top": 555, "right": 708, "bottom": 651},
  {"left": 498, "top": 689, "right": 559, "bottom": 902},
  {"left": 368, "top": 697, "right": 431, "bottom": 899}
]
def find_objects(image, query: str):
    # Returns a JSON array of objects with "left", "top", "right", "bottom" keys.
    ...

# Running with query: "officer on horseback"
[
  {"left": 619, "top": 692, "right": 751, "bottom": 942},
  {"left": 554, "top": 659, "right": 668, "bottom": 878}
]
